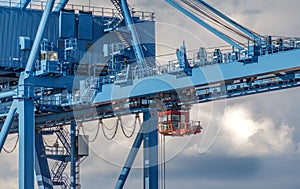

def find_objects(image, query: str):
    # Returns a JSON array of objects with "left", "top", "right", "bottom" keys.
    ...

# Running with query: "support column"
[
  {"left": 115, "top": 120, "right": 145, "bottom": 189},
  {"left": 18, "top": 92, "right": 35, "bottom": 189},
  {"left": 35, "top": 130, "right": 53, "bottom": 189},
  {"left": 143, "top": 110, "right": 158, "bottom": 189},
  {"left": 70, "top": 122, "right": 77, "bottom": 189},
  {"left": 0, "top": 100, "right": 17, "bottom": 152}
]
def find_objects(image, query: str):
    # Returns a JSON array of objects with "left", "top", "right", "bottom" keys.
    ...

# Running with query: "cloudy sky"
[{"left": 1, "top": 0, "right": 300, "bottom": 189}]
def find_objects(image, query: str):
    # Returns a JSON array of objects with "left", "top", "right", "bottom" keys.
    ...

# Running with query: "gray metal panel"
[{"left": 78, "top": 135, "right": 89, "bottom": 156}]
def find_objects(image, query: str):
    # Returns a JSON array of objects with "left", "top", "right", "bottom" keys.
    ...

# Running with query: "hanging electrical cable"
[
  {"left": 80, "top": 121, "right": 101, "bottom": 143},
  {"left": 43, "top": 135, "right": 58, "bottom": 147},
  {"left": 101, "top": 118, "right": 119, "bottom": 140},
  {"left": 119, "top": 114, "right": 140, "bottom": 138},
  {"left": 3, "top": 134, "right": 18, "bottom": 154}
]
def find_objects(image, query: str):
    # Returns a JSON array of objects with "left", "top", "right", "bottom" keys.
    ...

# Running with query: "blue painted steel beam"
[
  {"left": 195, "top": 0, "right": 264, "bottom": 43},
  {"left": 25, "top": 0, "right": 55, "bottom": 72},
  {"left": 19, "top": 0, "right": 31, "bottom": 10},
  {"left": 120, "top": 0, "right": 148, "bottom": 69},
  {"left": 35, "top": 131, "right": 53, "bottom": 189},
  {"left": 165, "top": 0, "right": 244, "bottom": 50},
  {"left": 94, "top": 49, "right": 300, "bottom": 103},
  {"left": 54, "top": 0, "right": 69, "bottom": 12},
  {"left": 115, "top": 114, "right": 148, "bottom": 189},
  {"left": 0, "top": 100, "right": 17, "bottom": 152},
  {"left": 18, "top": 98, "right": 35, "bottom": 189},
  {"left": 18, "top": 1, "right": 55, "bottom": 189},
  {"left": 70, "top": 122, "right": 76, "bottom": 189},
  {"left": 143, "top": 110, "right": 158, "bottom": 189}
]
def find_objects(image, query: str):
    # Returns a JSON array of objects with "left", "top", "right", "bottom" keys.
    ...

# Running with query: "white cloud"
[
  {"left": 221, "top": 103, "right": 296, "bottom": 156},
  {"left": 185, "top": 102, "right": 298, "bottom": 157}
]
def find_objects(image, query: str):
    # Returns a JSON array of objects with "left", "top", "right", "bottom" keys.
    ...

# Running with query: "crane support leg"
[
  {"left": 18, "top": 97, "right": 35, "bottom": 189},
  {"left": 115, "top": 110, "right": 159, "bottom": 189},
  {"left": 115, "top": 119, "right": 145, "bottom": 189},
  {"left": 70, "top": 122, "right": 77, "bottom": 189},
  {"left": 18, "top": 1, "right": 55, "bottom": 188},
  {"left": 35, "top": 131, "right": 53, "bottom": 189},
  {"left": 0, "top": 101, "right": 17, "bottom": 152},
  {"left": 143, "top": 110, "right": 158, "bottom": 189}
]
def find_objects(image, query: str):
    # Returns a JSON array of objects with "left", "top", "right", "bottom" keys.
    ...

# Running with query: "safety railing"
[
  {"left": 44, "top": 146, "right": 67, "bottom": 156},
  {"left": 0, "top": 1, "right": 155, "bottom": 21}
]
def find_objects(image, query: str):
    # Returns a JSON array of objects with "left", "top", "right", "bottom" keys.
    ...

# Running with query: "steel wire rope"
[
  {"left": 175, "top": 0, "right": 248, "bottom": 47},
  {"left": 101, "top": 118, "right": 119, "bottom": 140},
  {"left": 176, "top": 0, "right": 245, "bottom": 46},
  {"left": 184, "top": 0, "right": 251, "bottom": 40},
  {"left": 119, "top": 115, "right": 141, "bottom": 138},
  {"left": 193, "top": 0, "right": 265, "bottom": 40},
  {"left": 193, "top": 1, "right": 254, "bottom": 40},
  {"left": 180, "top": 0, "right": 262, "bottom": 42},
  {"left": 184, "top": 2, "right": 248, "bottom": 46},
  {"left": 3, "top": 134, "right": 18, "bottom": 153}
]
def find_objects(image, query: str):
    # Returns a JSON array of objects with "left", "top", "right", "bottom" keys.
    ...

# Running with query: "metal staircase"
[
  {"left": 48, "top": 126, "right": 72, "bottom": 189},
  {"left": 110, "top": 0, "right": 123, "bottom": 18},
  {"left": 55, "top": 126, "right": 71, "bottom": 154},
  {"left": 104, "top": 0, "right": 124, "bottom": 31},
  {"left": 51, "top": 161, "right": 69, "bottom": 187},
  {"left": 116, "top": 30, "right": 131, "bottom": 48},
  {"left": 75, "top": 161, "right": 81, "bottom": 188},
  {"left": 61, "top": 174, "right": 71, "bottom": 189},
  {"left": 80, "top": 78, "right": 99, "bottom": 103}
]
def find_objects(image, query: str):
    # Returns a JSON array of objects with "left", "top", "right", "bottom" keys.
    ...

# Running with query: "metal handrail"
[{"left": 0, "top": 0, "right": 155, "bottom": 21}]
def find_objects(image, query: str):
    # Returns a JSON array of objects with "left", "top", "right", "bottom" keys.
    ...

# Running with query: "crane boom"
[
  {"left": 165, "top": 0, "right": 245, "bottom": 50},
  {"left": 0, "top": 1, "right": 300, "bottom": 189},
  {"left": 195, "top": 0, "right": 265, "bottom": 44}
]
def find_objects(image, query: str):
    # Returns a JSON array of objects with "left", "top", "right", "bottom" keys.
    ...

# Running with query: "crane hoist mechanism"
[{"left": 0, "top": 0, "right": 300, "bottom": 189}]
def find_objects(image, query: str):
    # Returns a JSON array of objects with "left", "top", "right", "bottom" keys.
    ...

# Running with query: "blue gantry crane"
[{"left": 0, "top": 0, "right": 300, "bottom": 189}]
